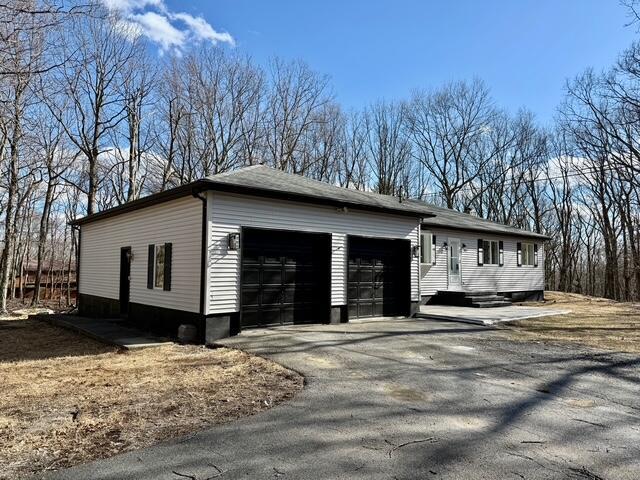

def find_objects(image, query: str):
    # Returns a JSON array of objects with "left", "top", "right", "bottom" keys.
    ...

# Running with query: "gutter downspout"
[
  {"left": 71, "top": 224, "right": 81, "bottom": 310},
  {"left": 192, "top": 189, "right": 207, "bottom": 318}
]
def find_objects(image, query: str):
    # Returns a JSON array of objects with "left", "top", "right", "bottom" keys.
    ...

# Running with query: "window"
[
  {"left": 147, "top": 243, "right": 172, "bottom": 291},
  {"left": 420, "top": 232, "right": 432, "bottom": 264},
  {"left": 154, "top": 244, "right": 165, "bottom": 288},
  {"left": 482, "top": 240, "right": 499, "bottom": 265},
  {"left": 522, "top": 242, "right": 535, "bottom": 266}
]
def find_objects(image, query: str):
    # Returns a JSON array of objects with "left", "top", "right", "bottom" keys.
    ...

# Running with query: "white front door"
[{"left": 448, "top": 238, "right": 462, "bottom": 290}]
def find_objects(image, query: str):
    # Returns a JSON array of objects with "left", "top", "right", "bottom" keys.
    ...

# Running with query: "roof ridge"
[
  {"left": 206, "top": 164, "right": 267, "bottom": 179},
  {"left": 214, "top": 164, "right": 407, "bottom": 203}
]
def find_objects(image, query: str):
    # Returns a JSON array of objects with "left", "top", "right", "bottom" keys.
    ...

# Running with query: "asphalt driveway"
[{"left": 43, "top": 317, "right": 640, "bottom": 480}]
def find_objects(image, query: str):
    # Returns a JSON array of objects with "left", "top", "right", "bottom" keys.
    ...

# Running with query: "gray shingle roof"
[
  {"left": 73, "top": 165, "right": 549, "bottom": 240},
  {"left": 204, "top": 165, "right": 436, "bottom": 217},
  {"left": 405, "top": 199, "right": 549, "bottom": 240}
]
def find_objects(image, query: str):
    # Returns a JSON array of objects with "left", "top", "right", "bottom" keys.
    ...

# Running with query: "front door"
[
  {"left": 119, "top": 247, "right": 131, "bottom": 317},
  {"left": 448, "top": 238, "right": 462, "bottom": 290}
]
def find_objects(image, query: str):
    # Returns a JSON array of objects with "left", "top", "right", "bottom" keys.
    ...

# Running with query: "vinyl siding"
[
  {"left": 207, "top": 192, "right": 420, "bottom": 314},
  {"left": 420, "top": 228, "right": 545, "bottom": 295},
  {"left": 79, "top": 196, "right": 202, "bottom": 313}
]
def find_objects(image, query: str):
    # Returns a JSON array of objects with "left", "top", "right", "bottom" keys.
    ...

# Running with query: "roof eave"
[
  {"left": 420, "top": 221, "right": 550, "bottom": 240},
  {"left": 202, "top": 179, "right": 437, "bottom": 218},
  {"left": 71, "top": 179, "right": 437, "bottom": 226},
  {"left": 69, "top": 180, "right": 211, "bottom": 226}
]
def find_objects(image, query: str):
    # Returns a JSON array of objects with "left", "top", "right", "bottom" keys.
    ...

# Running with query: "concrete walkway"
[
  {"left": 42, "top": 317, "right": 640, "bottom": 480},
  {"left": 418, "top": 304, "right": 571, "bottom": 326},
  {"left": 46, "top": 314, "right": 173, "bottom": 349}
]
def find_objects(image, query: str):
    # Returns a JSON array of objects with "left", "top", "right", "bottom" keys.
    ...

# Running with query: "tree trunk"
[{"left": 32, "top": 181, "right": 55, "bottom": 306}]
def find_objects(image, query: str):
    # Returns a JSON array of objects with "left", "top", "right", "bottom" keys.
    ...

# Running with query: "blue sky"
[{"left": 118, "top": 0, "right": 637, "bottom": 125}]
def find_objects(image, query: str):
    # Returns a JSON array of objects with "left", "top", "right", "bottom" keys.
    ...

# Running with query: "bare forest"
[{"left": 1, "top": 0, "right": 640, "bottom": 313}]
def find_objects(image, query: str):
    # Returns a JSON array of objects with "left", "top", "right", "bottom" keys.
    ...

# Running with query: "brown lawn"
[
  {"left": 0, "top": 316, "right": 303, "bottom": 479},
  {"left": 502, "top": 291, "right": 640, "bottom": 354}
]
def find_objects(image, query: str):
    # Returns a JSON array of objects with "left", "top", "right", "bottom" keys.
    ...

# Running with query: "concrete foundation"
[
  {"left": 205, "top": 315, "right": 232, "bottom": 344},
  {"left": 330, "top": 305, "right": 348, "bottom": 324}
]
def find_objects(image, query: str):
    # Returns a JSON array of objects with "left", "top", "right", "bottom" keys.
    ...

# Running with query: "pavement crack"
[
  {"left": 385, "top": 437, "right": 438, "bottom": 457},
  {"left": 571, "top": 418, "right": 607, "bottom": 428},
  {"left": 568, "top": 466, "right": 605, "bottom": 480},
  {"left": 505, "top": 451, "right": 563, "bottom": 475}
]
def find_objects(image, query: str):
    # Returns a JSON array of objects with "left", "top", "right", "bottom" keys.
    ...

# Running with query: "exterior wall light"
[
  {"left": 411, "top": 245, "right": 420, "bottom": 258},
  {"left": 228, "top": 232, "right": 240, "bottom": 251},
  {"left": 442, "top": 241, "right": 448, "bottom": 248}
]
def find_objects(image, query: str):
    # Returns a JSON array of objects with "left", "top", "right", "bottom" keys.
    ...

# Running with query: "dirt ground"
[
  {"left": 0, "top": 317, "right": 303, "bottom": 479},
  {"left": 502, "top": 291, "right": 640, "bottom": 354}
]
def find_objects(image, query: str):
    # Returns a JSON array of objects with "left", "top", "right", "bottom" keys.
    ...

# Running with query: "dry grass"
[
  {"left": 502, "top": 291, "right": 640, "bottom": 354},
  {"left": 0, "top": 317, "right": 303, "bottom": 479}
]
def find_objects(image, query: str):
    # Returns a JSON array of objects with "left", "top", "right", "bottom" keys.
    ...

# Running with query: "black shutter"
[
  {"left": 432, "top": 234, "right": 437, "bottom": 265},
  {"left": 477, "top": 239, "right": 483, "bottom": 266},
  {"left": 499, "top": 241, "right": 504, "bottom": 266},
  {"left": 534, "top": 243, "right": 538, "bottom": 267},
  {"left": 163, "top": 242, "right": 172, "bottom": 291},
  {"left": 147, "top": 244, "right": 154, "bottom": 289},
  {"left": 516, "top": 242, "right": 522, "bottom": 267}
]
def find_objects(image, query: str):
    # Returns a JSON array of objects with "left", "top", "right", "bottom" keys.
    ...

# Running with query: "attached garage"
[
  {"left": 347, "top": 236, "right": 411, "bottom": 319},
  {"left": 240, "top": 228, "right": 331, "bottom": 327},
  {"left": 75, "top": 165, "right": 432, "bottom": 342}
]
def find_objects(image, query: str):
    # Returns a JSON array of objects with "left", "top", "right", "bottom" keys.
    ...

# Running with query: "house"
[{"left": 72, "top": 165, "right": 548, "bottom": 343}]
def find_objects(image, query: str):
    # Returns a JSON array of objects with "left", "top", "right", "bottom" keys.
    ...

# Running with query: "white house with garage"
[{"left": 72, "top": 165, "right": 548, "bottom": 343}]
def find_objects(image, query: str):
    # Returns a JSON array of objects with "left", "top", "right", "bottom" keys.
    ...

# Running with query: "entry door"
[
  {"left": 119, "top": 247, "right": 132, "bottom": 317},
  {"left": 448, "top": 238, "right": 462, "bottom": 290}
]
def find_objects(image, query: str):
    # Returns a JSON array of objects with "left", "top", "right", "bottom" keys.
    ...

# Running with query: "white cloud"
[
  {"left": 101, "top": 0, "right": 234, "bottom": 53},
  {"left": 131, "top": 11, "right": 185, "bottom": 51},
  {"left": 172, "top": 12, "right": 235, "bottom": 46},
  {"left": 102, "top": 0, "right": 164, "bottom": 14}
]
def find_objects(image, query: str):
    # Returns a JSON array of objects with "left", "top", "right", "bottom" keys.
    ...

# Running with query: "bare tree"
[
  {"left": 47, "top": 8, "right": 137, "bottom": 214},
  {"left": 263, "top": 58, "right": 332, "bottom": 173},
  {"left": 405, "top": 79, "right": 498, "bottom": 208}
]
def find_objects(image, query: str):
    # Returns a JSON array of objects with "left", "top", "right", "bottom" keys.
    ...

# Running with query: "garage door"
[
  {"left": 347, "top": 236, "right": 410, "bottom": 319},
  {"left": 240, "top": 228, "right": 330, "bottom": 328}
]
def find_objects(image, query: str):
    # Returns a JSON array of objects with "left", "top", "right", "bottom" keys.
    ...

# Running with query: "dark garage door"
[
  {"left": 241, "top": 228, "right": 330, "bottom": 328},
  {"left": 347, "top": 236, "right": 410, "bottom": 319}
]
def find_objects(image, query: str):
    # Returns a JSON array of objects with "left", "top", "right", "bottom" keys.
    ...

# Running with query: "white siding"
[
  {"left": 420, "top": 228, "right": 545, "bottom": 296},
  {"left": 207, "top": 192, "right": 420, "bottom": 314},
  {"left": 79, "top": 196, "right": 202, "bottom": 313}
]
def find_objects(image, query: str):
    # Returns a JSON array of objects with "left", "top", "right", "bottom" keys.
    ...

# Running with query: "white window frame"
[
  {"left": 482, "top": 240, "right": 499, "bottom": 265},
  {"left": 522, "top": 242, "right": 535, "bottom": 266},
  {"left": 154, "top": 244, "right": 165, "bottom": 289},
  {"left": 420, "top": 231, "right": 432, "bottom": 265}
]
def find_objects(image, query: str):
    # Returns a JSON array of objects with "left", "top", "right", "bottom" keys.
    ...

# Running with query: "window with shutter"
[
  {"left": 147, "top": 243, "right": 173, "bottom": 290},
  {"left": 521, "top": 242, "right": 535, "bottom": 266},
  {"left": 482, "top": 240, "right": 500, "bottom": 265}
]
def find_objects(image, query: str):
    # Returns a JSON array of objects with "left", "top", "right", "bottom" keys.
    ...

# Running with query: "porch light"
[
  {"left": 412, "top": 245, "right": 420, "bottom": 258},
  {"left": 228, "top": 233, "right": 240, "bottom": 251},
  {"left": 442, "top": 241, "right": 448, "bottom": 248}
]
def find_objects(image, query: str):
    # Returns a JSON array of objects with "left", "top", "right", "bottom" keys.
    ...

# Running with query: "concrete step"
[
  {"left": 465, "top": 295, "right": 505, "bottom": 303},
  {"left": 470, "top": 300, "right": 513, "bottom": 308}
]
